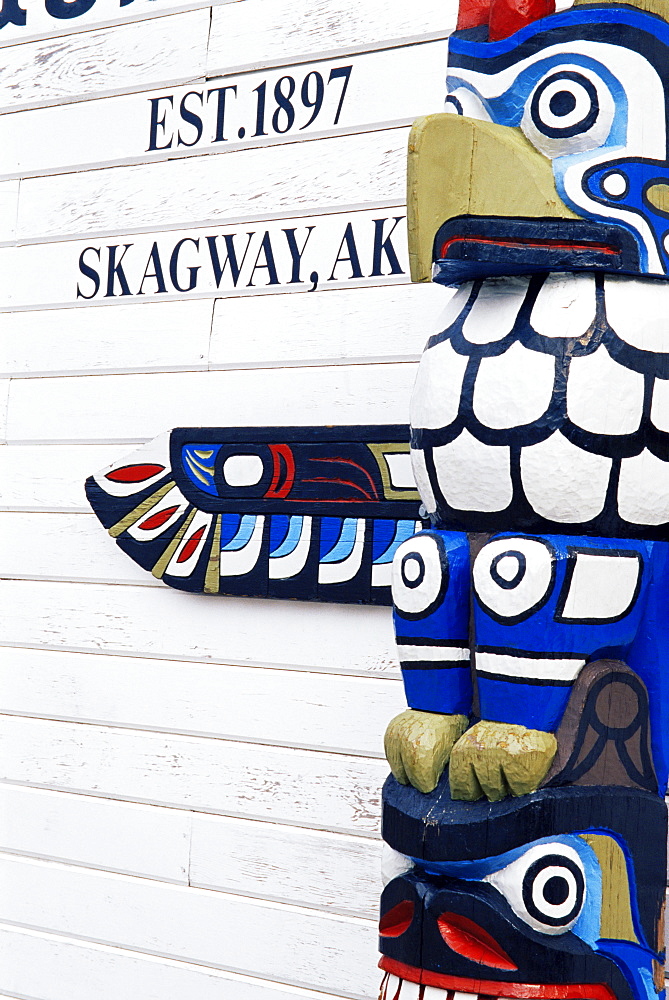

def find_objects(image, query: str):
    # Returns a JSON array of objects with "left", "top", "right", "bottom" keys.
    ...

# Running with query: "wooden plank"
[
  {"left": 4, "top": 362, "right": 418, "bottom": 443},
  {"left": 0, "top": 0, "right": 238, "bottom": 50},
  {"left": 0, "top": 180, "right": 18, "bottom": 239},
  {"left": 0, "top": 645, "right": 404, "bottom": 753},
  {"left": 1, "top": 42, "right": 447, "bottom": 178},
  {"left": 14, "top": 129, "right": 409, "bottom": 242},
  {"left": 0, "top": 716, "right": 386, "bottom": 833},
  {"left": 0, "top": 580, "right": 399, "bottom": 675},
  {"left": 0, "top": 299, "right": 213, "bottom": 377},
  {"left": 0, "top": 784, "right": 190, "bottom": 882},
  {"left": 0, "top": 283, "right": 446, "bottom": 376},
  {"left": 0, "top": 855, "right": 378, "bottom": 998},
  {"left": 0, "top": 924, "right": 370, "bottom": 1000},
  {"left": 189, "top": 814, "right": 381, "bottom": 917},
  {"left": 208, "top": 0, "right": 457, "bottom": 73},
  {"left": 0, "top": 443, "right": 130, "bottom": 511},
  {"left": 4, "top": 206, "right": 410, "bottom": 310},
  {"left": 210, "top": 282, "right": 447, "bottom": 367},
  {"left": 0, "top": 381, "right": 9, "bottom": 443},
  {"left": 0, "top": 511, "right": 159, "bottom": 585},
  {"left": 0, "top": 10, "right": 210, "bottom": 115}
]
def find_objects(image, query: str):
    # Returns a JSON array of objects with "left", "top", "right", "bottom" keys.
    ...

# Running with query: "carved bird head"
[{"left": 409, "top": 0, "right": 669, "bottom": 284}]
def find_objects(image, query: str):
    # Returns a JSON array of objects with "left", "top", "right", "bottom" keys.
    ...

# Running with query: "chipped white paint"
[
  {"left": 207, "top": 0, "right": 458, "bottom": 74},
  {"left": 0, "top": 11, "right": 211, "bottom": 113},
  {"left": 0, "top": 3, "right": 448, "bottom": 998},
  {"left": 0, "top": 645, "right": 403, "bottom": 752},
  {"left": 13, "top": 131, "right": 409, "bottom": 244},
  {"left": 0, "top": 924, "right": 361, "bottom": 1000},
  {"left": 0, "top": 43, "right": 448, "bottom": 179},
  {"left": 0, "top": 854, "right": 378, "bottom": 998},
  {"left": 0, "top": 578, "right": 400, "bottom": 675},
  {"left": 4, "top": 363, "right": 418, "bottom": 444}
]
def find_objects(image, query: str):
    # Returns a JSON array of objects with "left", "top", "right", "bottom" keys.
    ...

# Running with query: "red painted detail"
[
  {"left": 265, "top": 444, "right": 295, "bottom": 499},
  {"left": 457, "top": 0, "right": 492, "bottom": 29},
  {"left": 488, "top": 0, "right": 554, "bottom": 41},
  {"left": 439, "top": 235, "right": 620, "bottom": 259},
  {"left": 138, "top": 505, "right": 180, "bottom": 531},
  {"left": 378, "top": 958, "right": 617, "bottom": 1000},
  {"left": 303, "top": 476, "right": 375, "bottom": 500},
  {"left": 439, "top": 236, "right": 620, "bottom": 259},
  {"left": 379, "top": 901, "right": 415, "bottom": 938},
  {"left": 309, "top": 457, "right": 380, "bottom": 500},
  {"left": 177, "top": 525, "right": 207, "bottom": 563},
  {"left": 437, "top": 912, "right": 518, "bottom": 970},
  {"left": 106, "top": 463, "right": 165, "bottom": 483}
]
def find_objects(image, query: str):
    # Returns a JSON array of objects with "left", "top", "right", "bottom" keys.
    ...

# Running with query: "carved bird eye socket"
[
  {"left": 521, "top": 67, "right": 614, "bottom": 158},
  {"left": 485, "top": 844, "right": 586, "bottom": 935},
  {"left": 473, "top": 536, "right": 555, "bottom": 623},
  {"left": 392, "top": 532, "right": 449, "bottom": 619},
  {"left": 531, "top": 71, "right": 599, "bottom": 138},
  {"left": 445, "top": 86, "right": 493, "bottom": 122}
]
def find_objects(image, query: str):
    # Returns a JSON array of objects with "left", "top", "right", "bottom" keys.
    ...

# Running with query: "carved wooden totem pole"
[{"left": 380, "top": 0, "right": 669, "bottom": 997}]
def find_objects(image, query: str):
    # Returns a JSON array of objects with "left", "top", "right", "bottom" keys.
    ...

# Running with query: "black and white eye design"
[
  {"left": 521, "top": 67, "right": 614, "bottom": 158},
  {"left": 473, "top": 536, "right": 555, "bottom": 623},
  {"left": 531, "top": 71, "right": 599, "bottom": 137},
  {"left": 392, "top": 532, "right": 448, "bottom": 619},
  {"left": 485, "top": 844, "right": 586, "bottom": 935}
]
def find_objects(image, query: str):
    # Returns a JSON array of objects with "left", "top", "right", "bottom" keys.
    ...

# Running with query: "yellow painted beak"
[{"left": 407, "top": 113, "right": 578, "bottom": 282}]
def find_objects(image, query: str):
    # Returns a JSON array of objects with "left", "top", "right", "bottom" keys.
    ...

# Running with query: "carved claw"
[
  {"left": 449, "top": 720, "right": 557, "bottom": 802},
  {"left": 384, "top": 710, "right": 468, "bottom": 794}
]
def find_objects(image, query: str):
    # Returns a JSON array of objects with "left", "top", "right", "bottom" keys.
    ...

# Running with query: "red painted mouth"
[
  {"left": 379, "top": 958, "right": 617, "bottom": 1000},
  {"left": 438, "top": 235, "right": 621, "bottom": 259}
]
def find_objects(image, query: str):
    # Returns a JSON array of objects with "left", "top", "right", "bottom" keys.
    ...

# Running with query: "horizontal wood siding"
[
  {"left": 0, "top": 646, "right": 403, "bottom": 752},
  {"left": 0, "top": 2, "right": 454, "bottom": 998},
  {"left": 0, "top": 579, "right": 400, "bottom": 673},
  {"left": 0, "top": 924, "right": 367, "bottom": 1000},
  {"left": 13, "top": 130, "right": 409, "bottom": 243},
  {"left": 4, "top": 363, "right": 418, "bottom": 443},
  {"left": 0, "top": 854, "right": 378, "bottom": 998},
  {"left": 0, "top": 42, "right": 448, "bottom": 178}
]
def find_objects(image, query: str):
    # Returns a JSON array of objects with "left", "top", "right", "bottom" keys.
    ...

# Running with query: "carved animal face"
[
  {"left": 379, "top": 784, "right": 666, "bottom": 1000},
  {"left": 414, "top": 5, "right": 669, "bottom": 283}
]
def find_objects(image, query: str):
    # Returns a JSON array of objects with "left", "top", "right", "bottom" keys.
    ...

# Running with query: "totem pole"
[{"left": 379, "top": 0, "right": 669, "bottom": 998}]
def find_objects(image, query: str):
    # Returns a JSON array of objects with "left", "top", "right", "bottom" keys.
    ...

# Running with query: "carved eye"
[
  {"left": 485, "top": 844, "right": 586, "bottom": 935},
  {"left": 473, "top": 536, "right": 555, "bottom": 623},
  {"left": 392, "top": 532, "right": 449, "bottom": 619},
  {"left": 521, "top": 67, "right": 614, "bottom": 158},
  {"left": 531, "top": 72, "right": 599, "bottom": 137}
]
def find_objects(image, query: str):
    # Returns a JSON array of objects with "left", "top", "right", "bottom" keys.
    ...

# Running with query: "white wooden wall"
[{"left": 0, "top": 2, "right": 456, "bottom": 998}]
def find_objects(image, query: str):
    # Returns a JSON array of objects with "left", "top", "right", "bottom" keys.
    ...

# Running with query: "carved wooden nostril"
[
  {"left": 380, "top": 901, "right": 415, "bottom": 938},
  {"left": 437, "top": 912, "right": 518, "bottom": 970}
]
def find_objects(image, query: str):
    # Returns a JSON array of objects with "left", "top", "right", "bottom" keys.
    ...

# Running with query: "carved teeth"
[{"left": 380, "top": 975, "right": 483, "bottom": 1000}]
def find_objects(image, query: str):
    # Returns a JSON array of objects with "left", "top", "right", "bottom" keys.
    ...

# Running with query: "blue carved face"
[
  {"left": 380, "top": 783, "right": 667, "bottom": 1000},
  {"left": 446, "top": 5, "right": 669, "bottom": 277}
]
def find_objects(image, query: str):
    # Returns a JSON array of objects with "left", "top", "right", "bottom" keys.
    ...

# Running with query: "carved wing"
[{"left": 86, "top": 425, "right": 424, "bottom": 605}]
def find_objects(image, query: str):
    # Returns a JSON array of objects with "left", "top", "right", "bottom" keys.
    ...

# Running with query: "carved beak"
[{"left": 407, "top": 113, "right": 577, "bottom": 282}]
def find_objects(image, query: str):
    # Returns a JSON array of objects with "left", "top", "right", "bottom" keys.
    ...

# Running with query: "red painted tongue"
[{"left": 456, "top": 0, "right": 555, "bottom": 39}]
